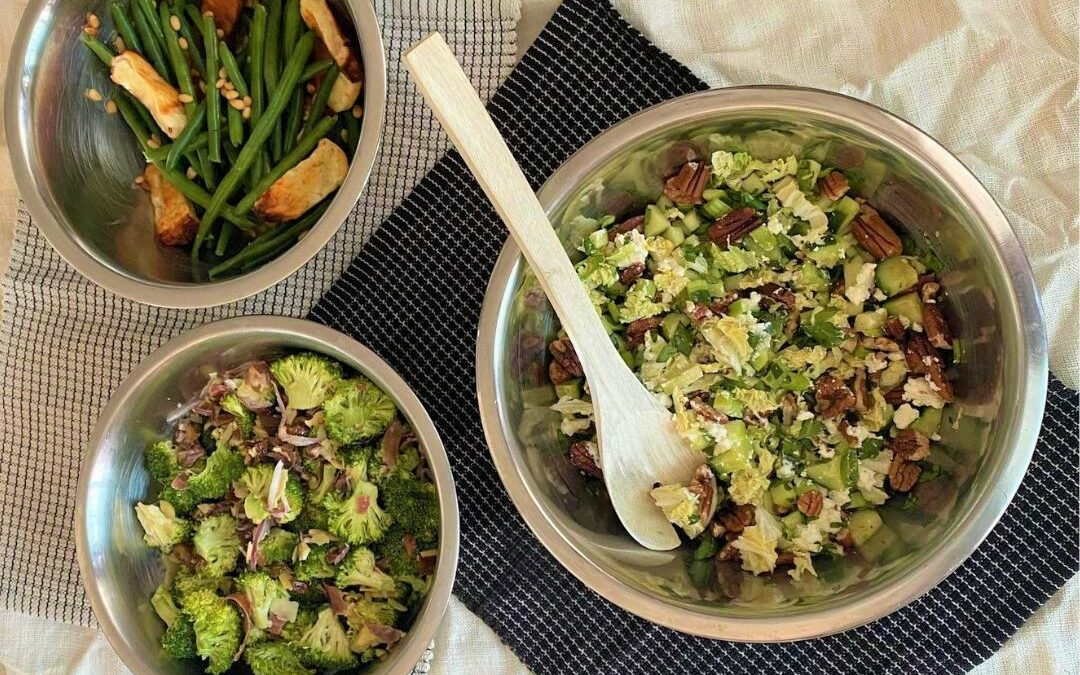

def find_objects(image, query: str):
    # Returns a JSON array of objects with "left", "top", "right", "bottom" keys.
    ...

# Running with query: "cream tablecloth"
[{"left": 0, "top": 1, "right": 1076, "bottom": 673}]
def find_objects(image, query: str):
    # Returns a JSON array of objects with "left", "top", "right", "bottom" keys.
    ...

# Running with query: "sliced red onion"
[
  {"left": 170, "top": 472, "right": 191, "bottom": 490},
  {"left": 245, "top": 519, "right": 271, "bottom": 570},
  {"left": 278, "top": 432, "right": 322, "bottom": 447},
  {"left": 323, "top": 584, "right": 351, "bottom": 617},
  {"left": 366, "top": 623, "right": 405, "bottom": 647},
  {"left": 225, "top": 593, "right": 254, "bottom": 660}
]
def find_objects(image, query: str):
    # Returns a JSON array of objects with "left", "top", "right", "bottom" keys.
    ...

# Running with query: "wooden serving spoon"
[{"left": 404, "top": 33, "right": 703, "bottom": 550}]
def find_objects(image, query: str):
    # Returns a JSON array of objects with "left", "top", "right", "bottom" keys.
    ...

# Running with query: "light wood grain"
[{"left": 404, "top": 32, "right": 703, "bottom": 550}]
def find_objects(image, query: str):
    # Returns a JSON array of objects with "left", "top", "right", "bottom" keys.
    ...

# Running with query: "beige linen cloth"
[{"left": 0, "top": 1, "right": 1076, "bottom": 674}]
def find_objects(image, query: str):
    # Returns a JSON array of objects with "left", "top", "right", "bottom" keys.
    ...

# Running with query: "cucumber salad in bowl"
[{"left": 548, "top": 146, "right": 956, "bottom": 586}]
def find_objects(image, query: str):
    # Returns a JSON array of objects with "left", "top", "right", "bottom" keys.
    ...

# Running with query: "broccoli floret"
[
  {"left": 294, "top": 606, "right": 356, "bottom": 670},
  {"left": 220, "top": 393, "right": 255, "bottom": 437},
  {"left": 346, "top": 595, "right": 400, "bottom": 629},
  {"left": 381, "top": 474, "right": 440, "bottom": 543},
  {"left": 324, "top": 478, "right": 389, "bottom": 546},
  {"left": 281, "top": 607, "right": 317, "bottom": 642},
  {"left": 257, "top": 528, "right": 298, "bottom": 567},
  {"left": 180, "top": 589, "right": 243, "bottom": 675},
  {"left": 161, "top": 614, "right": 198, "bottom": 659},
  {"left": 193, "top": 514, "right": 240, "bottom": 577},
  {"left": 294, "top": 500, "right": 330, "bottom": 532},
  {"left": 145, "top": 440, "right": 183, "bottom": 484},
  {"left": 237, "top": 463, "right": 305, "bottom": 525},
  {"left": 156, "top": 484, "right": 201, "bottom": 516},
  {"left": 334, "top": 547, "right": 395, "bottom": 591},
  {"left": 270, "top": 353, "right": 342, "bottom": 410},
  {"left": 244, "top": 641, "right": 314, "bottom": 675},
  {"left": 322, "top": 378, "right": 397, "bottom": 444},
  {"left": 151, "top": 583, "right": 182, "bottom": 626},
  {"left": 377, "top": 528, "right": 421, "bottom": 577},
  {"left": 173, "top": 569, "right": 219, "bottom": 601},
  {"left": 237, "top": 571, "right": 291, "bottom": 631},
  {"left": 186, "top": 446, "right": 245, "bottom": 501},
  {"left": 135, "top": 502, "right": 191, "bottom": 552},
  {"left": 310, "top": 463, "right": 339, "bottom": 505},
  {"left": 294, "top": 545, "right": 335, "bottom": 583}
]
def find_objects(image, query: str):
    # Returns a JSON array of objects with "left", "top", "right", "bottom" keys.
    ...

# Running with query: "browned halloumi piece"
[
  {"left": 327, "top": 72, "right": 362, "bottom": 113},
  {"left": 143, "top": 165, "right": 200, "bottom": 246},
  {"left": 300, "top": 0, "right": 362, "bottom": 81},
  {"left": 111, "top": 52, "right": 187, "bottom": 139},
  {"left": 202, "top": 0, "right": 245, "bottom": 36},
  {"left": 253, "top": 139, "right": 348, "bottom": 222}
]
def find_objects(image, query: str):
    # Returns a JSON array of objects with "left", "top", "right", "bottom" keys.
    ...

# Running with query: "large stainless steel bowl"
[
  {"left": 477, "top": 87, "right": 1047, "bottom": 641},
  {"left": 77, "top": 316, "right": 458, "bottom": 673},
  {"left": 5, "top": 0, "right": 386, "bottom": 308}
]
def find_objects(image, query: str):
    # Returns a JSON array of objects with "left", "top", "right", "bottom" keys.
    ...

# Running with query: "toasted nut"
[
  {"left": 687, "top": 465, "right": 717, "bottom": 524},
  {"left": 178, "top": 93, "right": 194, "bottom": 103},
  {"left": 884, "top": 384, "right": 906, "bottom": 406},
  {"left": 619, "top": 262, "right": 646, "bottom": 286},
  {"left": 224, "top": 89, "right": 239, "bottom": 100},
  {"left": 169, "top": 15, "right": 181, "bottom": 31},
  {"left": 186, "top": 166, "right": 198, "bottom": 180},
  {"left": 626, "top": 316, "right": 663, "bottom": 348},
  {"left": 852, "top": 204, "right": 903, "bottom": 259},
  {"left": 548, "top": 359, "right": 571, "bottom": 386},
  {"left": 882, "top": 316, "right": 907, "bottom": 341},
  {"left": 104, "top": 99, "right": 118, "bottom": 114},
  {"left": 663, "top": 160, "right": 709, "bottom": 205},
  {"left": 689, "top": 397, "right": 728, "bottom": 425},
  {"left": 922, "top": 303, "right": 953, "bottom": 350},
  {"left": 85, "top": 88, "right": 103, "bottom": 101},
  {"left": 815, "top": 374, "right": 856, "bottom": 419},
  {"left": 796, "top": 490, "right": 824, "bottom": 517},
  {"left": 178, "top": 36, "right": 188, "bottom": 49},
  {"left": 568, "top": 441, "right": 601, "bottom": 478},
  {"left": 351, "top": 105, "right": 363, "bottom": 119},
  {"left": 717, "top": 541, "right": 741, "bottom": 562},
  {"left": 548, "top": 337, "right": 583, "bottom": 379},
  {"left": 818, "top": 171, "right": 849, "bottom": 201},
  {"left": 852, "top": 369, "right": 869, "bottom": 413},
  {"left": 757, "top": 282, "right": 796, "bottom": 310},
  {"left": 87, "top": 12, "right": 101, "bottom": 28},
  {"left": 229, "top": 98, "right": 245, "bottom": 110},
  {"left": 890, "top": 428, "right": 931, "bottom": 462},
  {"left": 888, "top": 454, "right": 922, "bottom": 492},
  {"left": 707, "top": 207, "right": 761, "bottom": 248}
]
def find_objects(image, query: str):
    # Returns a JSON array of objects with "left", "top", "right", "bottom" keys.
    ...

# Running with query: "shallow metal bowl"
[
  {"left": 477, "top": 87, "right": 1047, "bottom": 641},
  {"left": 77, "top": 316, "right": 458, "bottom": 673},
  {"left": 5, "top": 0, "right": 386, "bottom": 308}
]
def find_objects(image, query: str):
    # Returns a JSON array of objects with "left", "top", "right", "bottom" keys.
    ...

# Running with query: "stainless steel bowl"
[
  {"left": 5, "top": 0, "right": 386, "bottom": 308},
  {"left": 77, "top": 316, "right": 458, "bottom": 673},
  {"left": 477, "top": 87, "right": 1047, "bottom": 641}
]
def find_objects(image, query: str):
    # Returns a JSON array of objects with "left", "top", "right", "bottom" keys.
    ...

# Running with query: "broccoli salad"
[
  {"left": 134, "top": 353, "right": 439, "bottom": 674},
  {"left": 549, "top": 148, "right": 956, "bottom": 584}
]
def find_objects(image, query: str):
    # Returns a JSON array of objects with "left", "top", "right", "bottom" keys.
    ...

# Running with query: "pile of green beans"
[{"left": 80, "top": 0, "right": 366, "bottom": 278}]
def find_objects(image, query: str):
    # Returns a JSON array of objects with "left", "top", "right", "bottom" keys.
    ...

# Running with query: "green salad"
[
  {"left": 134, "top": 353, "right": 439, "bottom": 674},
  {"left": 549, "top": 148, "right": 956, "bottom": 582}
]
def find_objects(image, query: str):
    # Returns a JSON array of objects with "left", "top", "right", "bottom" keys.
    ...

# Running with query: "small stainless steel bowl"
[
  {"left": 77, "top": 316, "right": 458, "bottom": 673},
  {"left": 477, "top": 87, "right": 1047, "bottom": 641},
  {"left": 5, "top": 1, "right": 386, "bottom": 308}
]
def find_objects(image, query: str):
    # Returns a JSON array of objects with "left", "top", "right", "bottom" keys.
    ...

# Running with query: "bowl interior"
[
  {"left": 9, "top": 0, "right": 378, "bottom": 292},
  {"left": 485, "top": 93, "right": 1043, "bottom": 638},
  {"left": 79, "top": 320, "right": 455, "bottom": 673}
]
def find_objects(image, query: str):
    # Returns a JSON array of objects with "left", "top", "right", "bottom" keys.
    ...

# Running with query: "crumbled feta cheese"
[
  {"left": 796, "top": 410, "right": 815, "bottom": 421},
  {"left": 904, "top": 376, "right": 946, "bottom": 409},
  {"left": 893, "top": 403, "right": 920, "bottom": 429},
  {"left": 845, "top": 423, "right": 877, "bottom": 446},
  {"left": 844, "top": 262, "right": 878, "bottom": 305},
  {"left": 872, "top": 288, "right": 888, "bottom": 302},
  {"left": 817, "top": 445, "right": 836, "bottom": 459},
  {"left": 864, "top": 351, "right": 888, "bottom": 373}
]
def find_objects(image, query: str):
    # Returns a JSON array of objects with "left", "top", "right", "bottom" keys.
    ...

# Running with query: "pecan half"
[
  {"left": 717, "top": 541, "right": 741, "bottom": 562},
  {"left": 707, "top": 207, "right": 761, "bottom": 248},
  {"left": 663, "top": 160, "right": 710, "bottom": 205},
  {"left": 904, "top": 335, "right": 953, "bottom": 401},
  {"left": 922, "top": 303, "right": 953, "bottom": 350},
  {"left": 815, "top": 374, "right": 856, "bottom": 419},
  {"left": 818, "top": 171, "right": 850, "bottom": 201},
  {"left": 888, "top": 453, "right": 922, "bottom": 492},
  {"left": 688, "top": 465, "right": 717, "bottom": 524},
  {"left": 796, "top": 490, "right": 824, "bottom": 517},
  {"left": 721, "top": 504, "right": 755, "bottom": 536},
  {"left": 689, "top": 397, "right": 728, "bottom": 425},
  {"left": 612, "top": 214, "right": 645, "bottom": 234},
  {"left": 626, "top": 316, "right": 663, "bottom": 347},
  {"left": 757, "top": 282, "right": 796, "bottom": 310},
  {"left": 780, "top": 392, "right": 798, "bottom": 428},
  {"left": 568, "top": 441, "right": 602, "bottom": 478},
  {"left": 852, "top": 369, "right": 870, "bottom": 413},
  {"left": 686, "top": 302, "right": 714, "bottom": 326},
  {"left": 548, "top": 360, "right": 571, "bottom": 385},
  {"left": 852, "top": 204, "right": 903, "bottom": 260},
  {"left": 920, "top": 281, "right": 941, "bottom": 302},
  {"left": 549, "top": 337, "right": 583, "bottom": 379},
  {"left": 775, "top": 552, "right": 795, "bottom": 567},
  {"left": 834, "top": 528, "right": 855, "bottom": 550},
  {"left": 882, "top": 316, "right": 908, "bottom": 341},
  {"left": 619, "top": 262, "right": 646, "bottom": 286},
  {"left": 889, "top": 428, "right": 931, "bottom": 462},
  {"left": 883, "top": 384, "right": 906, "bottom": 406}
]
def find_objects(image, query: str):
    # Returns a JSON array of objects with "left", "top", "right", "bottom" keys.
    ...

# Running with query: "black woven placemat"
[{"left": 309, "top": 0, "right": 1080, "bottom": 672}]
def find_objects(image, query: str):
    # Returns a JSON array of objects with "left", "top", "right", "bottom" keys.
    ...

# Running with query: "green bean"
[
  {"left": 80, "top": 32, "right": 115, "bottom": 66},
  {"left": 303, "top": 63, "right": 338, "bottom": 136},
  {"left": 134, "top": 0, "right": 165, "bottom": 45},
  {"left": 200, "top": 152, "right": 217, "bottom": 188},
  {"left": 234, "top": 115, "right": 336, "bottom": 214},
  {"left": 166, "top": 101, "right": 206, "bottom": 170},
  {"left": 282, "top": 0, "right": 301, "bottom": 62},
  {"left": 226, "top": 107, "right": 244, "bottom": 147},
  {"left": 113, "top": 91, "right": 152, "bottom": 148},
  {"left": 183, "top": 5, "right": 204, "bottom": 36},
  {"left": 300, "top": 59, "right": 333, "bottom": 83},
  {"left": 175, "top": 12, "right": 206, "bottom": 81},
  {"left": 159, "top": 5, "right": 195, "bottom": 112},
  {"left": 193, "top": 30, "right": 315, "bottom": 253},
  {"left": 282, "top": 89, "right": 303, "bottom": 155},
  {"left": 249, "top": 4, "right": 268, "bottom": 182},
  {"left": 109, "top": 3, "right": 142, "bottom": 54},
  {"left": 201, "top": 14, "right": 222, "bottom": 163},
  {"left": 219, "top": 43, "right": 250, "bottom": 96},
  {"left": 215, "top": 223, "right": 235, "bottom": 256},
  {"left": 209, "top": 201, "right": 327, "bottom": 278},
  {"left": 130, "top": 0, "right": 170, "bottom": 78},
  {"left": 342, "top": 111, "right": 360, "bottom": 156},
  {"left": 263, "top": 0, "right": 282, "bottom": 94},
  {"left": 143, "top": 132, "right": 208, "bottom": 161}
]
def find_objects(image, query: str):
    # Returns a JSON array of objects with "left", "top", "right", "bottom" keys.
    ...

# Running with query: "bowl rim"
[
  {"left": 4, "top": 0, "right": 387, "bottom": 309},
  {"left": 475, "top": 85, "right": 1048, "bottom": 641},
  {"left": 75, "top": 316, "right": 459, "bottom": 674}
]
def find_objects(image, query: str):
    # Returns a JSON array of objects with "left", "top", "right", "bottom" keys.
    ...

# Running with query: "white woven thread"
[{"left": 0, "top": 0, "right": 520, "bottom": 627}]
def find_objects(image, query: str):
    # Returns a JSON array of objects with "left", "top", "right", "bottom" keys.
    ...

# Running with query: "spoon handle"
[{"left": 403, "top": 33, "right": 627, "bottom": 383}]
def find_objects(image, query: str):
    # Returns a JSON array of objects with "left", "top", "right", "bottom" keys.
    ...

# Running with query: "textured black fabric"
[{"left": 309, "top": 0, "right": 1080, "bottom": 672}]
